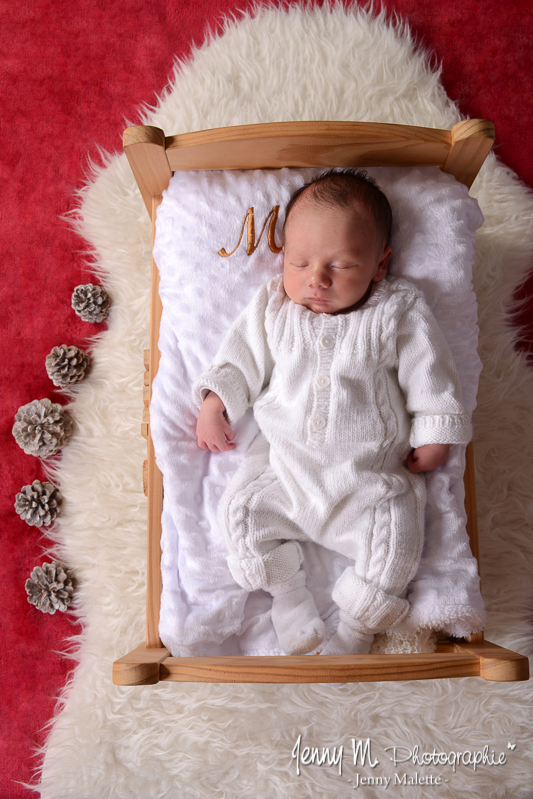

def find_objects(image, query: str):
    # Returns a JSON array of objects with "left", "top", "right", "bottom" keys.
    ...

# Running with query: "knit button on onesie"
[{"left": 193, "top": 275, "right": 472, "bottom": 635}]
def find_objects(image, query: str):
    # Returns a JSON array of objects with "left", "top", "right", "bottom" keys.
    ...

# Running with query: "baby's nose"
[{"left": 308, "top": 267, "right": 331, "bottom": 288}]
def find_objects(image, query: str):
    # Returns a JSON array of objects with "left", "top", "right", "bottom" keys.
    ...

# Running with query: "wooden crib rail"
[
  {"left": 115, "top": 118, "right": 529, "bottom": 685},
  {"left": 123, "top": 119, "right": 495, "bottom": 215},
  {"left": 113, "top": 640, "right": 529, "bottom": 685}
]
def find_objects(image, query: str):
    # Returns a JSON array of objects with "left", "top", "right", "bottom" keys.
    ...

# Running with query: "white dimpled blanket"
[{"left": 151, "top": 166, "right": 486, "bottom": 656}]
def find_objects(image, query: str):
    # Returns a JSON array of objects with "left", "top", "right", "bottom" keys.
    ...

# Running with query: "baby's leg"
[
  {"left": 320, "top": 584, "right": 409, "bottom": 656},
  {"left": 269, "top": 570, "right": 325, "bottom": 655},
  {"left": 322, "top": 478, "right": 425, "bottom": 655},
  {"left": 219, "top": 432, "right": 324, "bottom": 654}
]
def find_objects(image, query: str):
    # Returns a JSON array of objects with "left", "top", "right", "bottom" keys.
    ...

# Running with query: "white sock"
[
  {"left": 320, "top": 620, "right": 374, "bottom": 655},
  {"left": 270, "top": 583, "right": 325, "bottom": 655}
]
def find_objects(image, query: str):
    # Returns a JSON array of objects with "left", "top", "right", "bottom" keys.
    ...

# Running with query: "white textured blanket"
[
  {"left": 39, "top": 6, "right": 533, "bottom": 799},
  {"left": 152, "top": 165, "right": 486, "bottom": 656}
]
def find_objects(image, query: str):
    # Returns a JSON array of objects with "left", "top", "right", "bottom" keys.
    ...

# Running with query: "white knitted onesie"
[{"left": 193, "top": 275, "right": 472, "bottom": 634}]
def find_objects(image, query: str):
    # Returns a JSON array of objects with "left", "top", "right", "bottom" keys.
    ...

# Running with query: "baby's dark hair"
[{"left": 283, "top": 168, "right": 393, "bottom": 248}]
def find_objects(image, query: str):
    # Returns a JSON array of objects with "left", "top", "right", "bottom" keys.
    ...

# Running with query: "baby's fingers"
[
  {"left": 202, "top": 431, "right": 236, "bottom": 453},
  {"left": 208, "top": 440, "right": 236, "bottom": 452},
  {"left": 217, "top": 430, "right": 236, "bottom": 451},
  {"left": 195, "top": 411, "right": 236, "bottom": 452},
  {"left": 223, "top": 422, "right": 235, "bottom": 442}
]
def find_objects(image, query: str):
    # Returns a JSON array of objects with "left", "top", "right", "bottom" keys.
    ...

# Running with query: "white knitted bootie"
[
  {"left": 269, "top": 571, "right": 325, "bottom": 655},
  {"left": 320, "top": 617, "right": 374, "bottom": 655}
]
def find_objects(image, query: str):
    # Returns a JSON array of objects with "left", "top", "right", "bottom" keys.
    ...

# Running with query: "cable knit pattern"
[
  {"left": 193, "top": 274, "right": 471, "bottom": 632},
  {"left": 193, "top": 274, "right": 472, "bottom": 450}
]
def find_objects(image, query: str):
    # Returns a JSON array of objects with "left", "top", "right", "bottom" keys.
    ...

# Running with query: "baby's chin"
[
  {"left": 285, "top": 290, "right": 340, "bottom": 314},
  {"left": 298, "top": 297, "right": 364, "bottom": 315},
  {"left": 301, "top": 298, "right": 335, "bottom": 313}
]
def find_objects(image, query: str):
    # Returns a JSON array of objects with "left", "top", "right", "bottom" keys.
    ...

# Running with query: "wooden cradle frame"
[{"left": 113, "top": 119, "right": 529, "bottom": 685}]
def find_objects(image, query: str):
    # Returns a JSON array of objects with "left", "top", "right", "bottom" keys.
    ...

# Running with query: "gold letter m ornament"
[{"left": 219, "top": 206, "right": 282, "bottom": 257}]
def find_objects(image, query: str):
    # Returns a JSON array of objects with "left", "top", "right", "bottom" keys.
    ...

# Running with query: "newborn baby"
[{"left": 194, "top": 168, "right": 471, "bottom": 656}]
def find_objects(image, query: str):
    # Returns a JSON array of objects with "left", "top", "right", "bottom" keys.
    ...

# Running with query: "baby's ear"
[{"left": 374, "top": 246, "right": 392, "bottom": 282}]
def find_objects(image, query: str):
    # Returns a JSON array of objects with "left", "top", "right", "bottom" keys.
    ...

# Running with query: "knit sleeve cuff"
[
  {"left": 192, "top": 365, "right": 250, "bottom": 427},
  {"left": 410, "top": 414, "right": 473, "bottom": 449}
]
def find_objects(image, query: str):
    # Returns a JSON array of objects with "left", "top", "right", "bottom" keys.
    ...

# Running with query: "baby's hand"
[
  {"left": 196, "top": 391, "right": 236, "bottom": 452},
  {"left": 407, "top": 443, "right": 451, "bottom": 473}
]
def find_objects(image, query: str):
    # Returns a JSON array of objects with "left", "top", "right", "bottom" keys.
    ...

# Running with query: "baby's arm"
[
  {"left": 192, "top": 282, "right": 275, "bottom": 439},
  {"left": 407, "top": 443, "right": 451, "bottom": 473},
  {"left": 196, "top": 391, "right": 236, "bottom": 452},
  {"left": 396, "top": 293, "right": 472, "bottom": 472}
]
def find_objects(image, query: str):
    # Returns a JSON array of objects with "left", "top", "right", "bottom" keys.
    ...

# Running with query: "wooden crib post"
[
  {"left": 123, "top": 126, "right": 172, "bottom": 214},
  {"left": 443, "top": 119, "right": 495, "bottom": 189}
]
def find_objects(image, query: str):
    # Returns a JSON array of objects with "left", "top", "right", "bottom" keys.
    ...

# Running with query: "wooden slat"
[
  {"left": 159, "top": 652, "right": 480, "bottom": 683},
  {"left": 165, "top": 120, "right": 452, "bottom": 174},
  {"left": 145, "top": 195, "right": 164, "bottom": 649},
  {"left": 146, "top": 438, "right": 163, "bottom": 646},
  {"left": 163, "top": 119, "right": 495, "bottom": 186}
]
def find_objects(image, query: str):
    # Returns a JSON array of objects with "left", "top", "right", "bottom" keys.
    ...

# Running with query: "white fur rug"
[{"left": 38, "top": 5, "right": 533, "bottom": 798}]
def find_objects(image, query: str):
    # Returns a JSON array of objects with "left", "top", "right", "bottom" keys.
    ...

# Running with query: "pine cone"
[
  {"left": 13, "top": 398, "right": 73, "bottom": 458},
  {"left": 71, "top": 283, "right": 111, "bottom": 323},
  {"left": 15, "top": 480, "right": 63, "bottom": 527},
  {"left": 46, "top": 345, "right": 90, "bottom": 388},
  {"left": 25, "top": 561, "right": 74, "bottom": 614}
]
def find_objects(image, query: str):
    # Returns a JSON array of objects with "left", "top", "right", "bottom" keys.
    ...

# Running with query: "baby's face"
[{"left": 282, "top": 201, "right": 391, "bottom": 315}]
